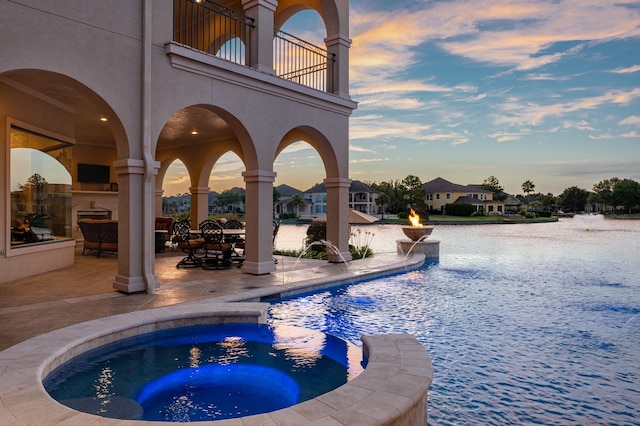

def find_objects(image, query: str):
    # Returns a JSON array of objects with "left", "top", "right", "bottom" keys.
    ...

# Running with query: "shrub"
[
  {"left": 445, "top": 203, "right": 475, "bottom": 217},
  {"left": 533, "top": 210, "right": 552, "bottom": 218}
]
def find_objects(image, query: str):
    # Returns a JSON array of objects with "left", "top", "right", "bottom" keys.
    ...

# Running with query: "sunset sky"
[{"left": 163, "top": 0, "right": 640, "bottom": 197}]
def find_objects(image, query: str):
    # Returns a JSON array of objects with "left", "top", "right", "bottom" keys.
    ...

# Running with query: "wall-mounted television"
[{"left": 77, "top": 163, "right": 110, "bottom": 184}]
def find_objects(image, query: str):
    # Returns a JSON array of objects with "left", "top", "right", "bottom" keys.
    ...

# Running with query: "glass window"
[
  {"left": 436, "top": 194, "right": 440, "bottom": 200},
  {"left": 10, "top": 126, "right": 73, "bottom": 248},
  {"left": 446, "top": 193, "right": 451, "bottom": 200}
]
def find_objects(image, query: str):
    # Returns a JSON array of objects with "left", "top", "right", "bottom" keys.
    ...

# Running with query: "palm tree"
[
  {"left": 522, "top": 180, "right": 535, "bottom": 209},
  {"left": 287, "top": 194, "right": 304, "bottom": 218},
  {"left": 375, "top": 193, "right": 390, "bottom": 219}
]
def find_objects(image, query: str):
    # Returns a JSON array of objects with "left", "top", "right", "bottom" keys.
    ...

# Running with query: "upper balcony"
[{"left": 173, "top": 0, "right": 345, "bottom": 95}]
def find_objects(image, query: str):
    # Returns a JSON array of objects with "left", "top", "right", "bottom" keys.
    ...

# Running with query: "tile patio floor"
[{"left": 0, "top": 247, "right": 421, "bottom": 351}]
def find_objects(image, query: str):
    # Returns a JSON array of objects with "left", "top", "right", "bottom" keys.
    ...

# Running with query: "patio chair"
[
  {"left": 199, "top": 219, "right": 234, "bottom": 269},
  {"left": 172, "top": 220, "right": 204, "bottom": 268},
  {"left": 223, "top": 219, "right": 245, "bottom": 261}
]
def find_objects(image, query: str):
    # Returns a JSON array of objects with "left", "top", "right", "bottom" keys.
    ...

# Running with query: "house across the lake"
[{"left": 423, "top": 177, "right": 508, "bottom": 214}]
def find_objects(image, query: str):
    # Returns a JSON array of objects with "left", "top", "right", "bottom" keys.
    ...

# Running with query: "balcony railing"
[
  {"left": 173, "top": 0, "right": 335, "bottom": 93},
  {"left": 173, "top": 0, "right": 254, "bottom": 65},
  {"left": 274, "top": 30, "right": 335, "bottom": 92}
]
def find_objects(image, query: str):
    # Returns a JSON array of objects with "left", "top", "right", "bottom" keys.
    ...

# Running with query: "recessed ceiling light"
[
  {"left": 100, "top": 117, "right": 108, "bottom": 122},
  {"left": 191, "top": 130, "right": 198, "bottom": 135}
]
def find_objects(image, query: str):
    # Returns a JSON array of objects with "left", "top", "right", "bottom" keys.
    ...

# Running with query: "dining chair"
[
  {"left": 199, "top": 219, "right": 234, "bottom": 269},
  {"left": 172, "top": 220, "right": 204, "bottom": 268},
  {"left": 223, "top": 219, "right": 245, "bottom": 260}
]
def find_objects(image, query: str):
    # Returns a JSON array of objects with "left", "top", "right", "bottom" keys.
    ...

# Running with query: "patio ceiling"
[{"left": 1, "top": 71, "right": 231, "bottom": 149}]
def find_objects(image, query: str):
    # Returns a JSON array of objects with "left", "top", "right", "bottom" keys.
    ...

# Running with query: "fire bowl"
[{"left": 402, "top": 226, "right": 434, "bottom": 241}]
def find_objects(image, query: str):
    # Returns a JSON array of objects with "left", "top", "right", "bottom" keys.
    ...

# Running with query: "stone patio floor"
[{"left": 0, "top": 247, "right": 423, "bottom": 351}]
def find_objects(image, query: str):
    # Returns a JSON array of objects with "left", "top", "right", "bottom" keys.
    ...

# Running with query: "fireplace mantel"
[{"left": 72, "top": 191, "right": 119, "bottom": 240}]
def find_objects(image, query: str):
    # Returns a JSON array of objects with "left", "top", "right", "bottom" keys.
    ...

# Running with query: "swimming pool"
[{"left": 270, "top": 218, "right": 640, "bottom": 425}]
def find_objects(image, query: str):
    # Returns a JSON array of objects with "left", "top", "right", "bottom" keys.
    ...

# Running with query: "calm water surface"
[{"left": 271, "top": 218, "right": 640, "bottom": 425}]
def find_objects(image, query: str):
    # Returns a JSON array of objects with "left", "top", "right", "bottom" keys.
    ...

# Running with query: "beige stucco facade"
[{"left": 1, "top": 0, "right": 356, "bottom": 290}]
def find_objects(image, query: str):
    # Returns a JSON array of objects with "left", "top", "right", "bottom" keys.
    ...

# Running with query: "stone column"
[
  {"left": 155, "top": 188, "right": 164, "bottom": 218},
  {"left": 112, "top": 159, "right": 147, "bottom": 293},
  {"left": 325, "top": 34, "right": 351, "bottom": 98},
  {"left": 242, "top": 169, "right": 277, "bottom": 275},
  {"left": 189, "top": 186, "right": 210, "bottom": 229},
  {"left": 324, "top": 177, "right": 352, "bottom": 263},
  {"left": 241, "top": 0, "right": 277, "bottom": 75}
]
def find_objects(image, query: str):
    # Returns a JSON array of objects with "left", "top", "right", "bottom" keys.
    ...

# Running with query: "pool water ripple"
[{"left": 269, "top": 220, "right": 640, "bottom": 425}]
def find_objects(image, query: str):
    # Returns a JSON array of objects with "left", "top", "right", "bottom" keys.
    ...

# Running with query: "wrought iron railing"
[
  {"left": 274, "top": 30, "right": 335, "bottom": 92},
  {"left": 173, "top": 0, "right": 254, "bottom": 65},
  {"left": 173, "top": 0, "right": 336, "bottom": 92}
]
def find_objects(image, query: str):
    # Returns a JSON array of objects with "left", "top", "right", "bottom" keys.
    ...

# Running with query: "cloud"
[
  {"left": 351, "top": 1, "right": 640, "bottom": 78},
  {"left": 489, "top": 132, "right": 522, "bottom": 142},
  {"left": 609, "top": 65, "right": 640, "bottom": 74},
  {"left": 350, "top": 158, "right": 391, "bottom": 164},
  {"left": 350, "top": 114, "right": 433, "bottom": 140},
  {"left": 493, "top": 88, "right": 640, "bottom": 126},
  {"left": 429, "top": 0, "right": 640, "bottom": 71},
  {"left": 350, "top": 144, "right": 376, "bottom": 153},
  {"left": 588, "top": 133, "right": 615, "bottom": 140},
  {"left": 619, "top": 116, "right": 640, "bottom": 126},
  {"left": 279, "top": 141, "right": 314, "bottom": 153},
  {"left": 523, "top": 73, "right": 572, "bottom": 81},
  {"left": 621, "top": 131, "right": 639, "bottom": 138}
]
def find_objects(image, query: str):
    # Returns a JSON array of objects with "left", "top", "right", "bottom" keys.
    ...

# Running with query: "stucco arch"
[
  {"left": 0, "top": 69, "right": 128, "bottom": 158},
  {"left": 154, "top": 104, "right": 257, "bottom": 172},
  {"left": 277, "top": 126, "right": 342, "bottom": 180},
  {"left": 275, "top": 0, "right": 344, "bottom": 35}
]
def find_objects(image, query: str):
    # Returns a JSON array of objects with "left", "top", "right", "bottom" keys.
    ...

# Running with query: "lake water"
[{"left": 271, "top": 217, "right": 640, "bottom": 425}]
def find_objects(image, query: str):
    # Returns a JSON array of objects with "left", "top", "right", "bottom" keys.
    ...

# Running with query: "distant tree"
[
  {"left": 273, "top": 187, "right": 281, "bottom": 203},
  {"left": 372, "top": 180, "right": 405, "bottom": 214},
  {"left": 540, "top": 193, "right": 556, "bottom": 211},
  {"left": 287, "top": 194, "right": 304, "bottom": 217},
  {"left": 401, "top": 175, "right": 425, "bottom": 210},
  {"left": 375, "top": 193, "right": 390, "bottom": 219},
  {"left": 592, "top": 177, "right": 620, "bottom": 212},
  {"left": 215, "top": 189, "right": 241, "bottom": 212},
  {"left": 481, "top": 175, "right": 503, "bottom": 192},
  {"left": 20, "top": 173, "right": 48, "bottom": 214},
  {"left": 558, "top": 186, "right": 589, "bottom": 212},
  {"left": 612, "top": 179, "right": 640, "bottom": 214},
  {"left": 481, "top": 175, "right": 506, "bottom": 201}
]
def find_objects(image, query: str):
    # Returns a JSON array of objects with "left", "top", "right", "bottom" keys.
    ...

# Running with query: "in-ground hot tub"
[
  {"left": 43, "top": 323, "right": 364, "bottom": 422},
  {"left": 0, "top": 300, "right": 432, "bottom": 425}
]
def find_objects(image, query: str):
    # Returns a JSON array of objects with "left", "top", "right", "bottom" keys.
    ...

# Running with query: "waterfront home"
[{"left": 1, "top": 0, "right": 355, "bottom": 289}]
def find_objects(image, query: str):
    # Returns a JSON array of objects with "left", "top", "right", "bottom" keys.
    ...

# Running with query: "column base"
[
  {"left": 241, "top": 260, "right": 277, "bottom": 275},
  {"left": 327, "top": 251, "right": 352, "bottom": 263},
  {"left": 113, "top": 274, "right": 147, "bottom": 293}
]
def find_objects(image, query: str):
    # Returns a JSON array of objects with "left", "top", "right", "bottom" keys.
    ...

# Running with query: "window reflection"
[{"left": 10, "top": 126, "right": 72, "bottom": 247}]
